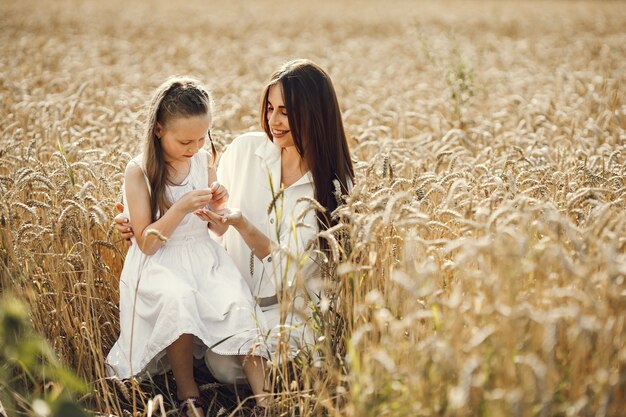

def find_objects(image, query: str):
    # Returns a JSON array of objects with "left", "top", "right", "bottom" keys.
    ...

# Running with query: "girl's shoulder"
[
  {"left": 126, "top": 153, "right": 145, "bottom": 170},
  {"left": 124, "top": 154, "right": 150, "bottom": 193},
  {"left": 194, "top": 148, "right": 213, "bottom": 172},
  {"left": 126, "top": 153, "right": 145, "bottom": 173},
  {"left": 195, "top": 148, "right": 211, "bottom": 162},
  {"left": 124, "top": 153, "right": 149, "bottom": 185}
]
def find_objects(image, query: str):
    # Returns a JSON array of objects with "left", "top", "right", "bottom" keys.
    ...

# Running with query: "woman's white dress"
[
  {"left": 205, "top": 132, "right": 322, "bottom": 383},
  {"left": 106, "top": 149, "right": 265, "bottom": 379}
]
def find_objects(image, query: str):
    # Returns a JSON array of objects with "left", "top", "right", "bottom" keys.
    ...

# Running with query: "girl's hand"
[
  {"left": 114, "top": 203, "right": 134, "bottom": 246},
  {"left": 175, "top": 188, "right": 213, "bottom": 214},
  {"left": 208, "top": 181, "right": 228, "bottom": 211}
]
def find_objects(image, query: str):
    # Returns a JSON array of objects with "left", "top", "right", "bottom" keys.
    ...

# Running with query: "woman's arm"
[
  {"left": 196, "top": 192, "right": 320, "bottom": 298},
  {"left": 229, "top": 212, "right": 272, "bottom": 259},
  {"left": 195, "top": 208, "right": 271, "bottom": 257}
]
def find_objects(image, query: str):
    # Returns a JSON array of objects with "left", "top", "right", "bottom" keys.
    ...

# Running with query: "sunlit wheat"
[{"left": 1, "top": 0, "right": 625, "bottom": 416}]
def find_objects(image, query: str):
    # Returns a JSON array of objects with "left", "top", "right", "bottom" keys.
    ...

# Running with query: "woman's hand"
[
  {"left": 114, "top": 203, "right": 134, "bottom": 247},
  {"left": 194, "top": 207, "right": 245, "bottom": 236},
  {"left": 197, "top": 207, "right": 271, "bottom": 260}
]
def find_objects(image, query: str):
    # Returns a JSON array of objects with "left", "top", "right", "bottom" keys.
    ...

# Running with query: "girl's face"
[
  {"left": 156, "top": 113, "right": 211, "bottom": 165},
  {"left": 266, "top": 83, "right": 294, "bottom": 148}
]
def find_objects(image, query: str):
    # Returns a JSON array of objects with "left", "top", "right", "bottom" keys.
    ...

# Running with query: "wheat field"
[{"left": 1, "top": 0, "right": 625, "bottom": 416}]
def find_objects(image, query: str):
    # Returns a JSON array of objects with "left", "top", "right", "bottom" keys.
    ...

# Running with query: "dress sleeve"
[{"left": 261, "top": 176, "right": 353, "bottom": 303}]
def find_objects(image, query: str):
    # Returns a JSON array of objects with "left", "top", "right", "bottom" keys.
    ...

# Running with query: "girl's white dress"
[{"left": 106, "top": 149, "right": 265, "bottom": 379}]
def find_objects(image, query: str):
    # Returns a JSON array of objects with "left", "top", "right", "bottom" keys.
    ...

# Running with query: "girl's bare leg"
[
  {"left": 166, "top": 334, "right": 200, "bottom": 400},
  {"left": 239, "top": 355, "right": 268, "bottom": 406}
]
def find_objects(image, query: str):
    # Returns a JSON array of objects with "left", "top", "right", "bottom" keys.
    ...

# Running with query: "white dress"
[{"left": 106, "top": 149, "right": 266, "bottom": 379}]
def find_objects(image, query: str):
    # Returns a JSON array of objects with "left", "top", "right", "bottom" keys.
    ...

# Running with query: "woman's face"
[{"left": 266, "top": 83, "right": 294, "bottom": 148}]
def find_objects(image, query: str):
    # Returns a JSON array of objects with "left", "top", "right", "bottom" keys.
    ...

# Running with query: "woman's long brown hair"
[
  {"left": 260, "top": 59, "right": 355, "bottom": 255},
  {"left": 143, "top": 76, "right": 216, "bottom": 221}
]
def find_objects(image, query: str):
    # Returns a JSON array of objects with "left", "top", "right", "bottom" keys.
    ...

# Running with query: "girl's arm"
[
  {"left": 200, "top": 153, "right": 230, "bottom": 236},
  {"left": 207, "top": 166, "right": 228, "bottom": 211},
  {"left": 125, "top": 163, "right": 212, "bottom": 255}
]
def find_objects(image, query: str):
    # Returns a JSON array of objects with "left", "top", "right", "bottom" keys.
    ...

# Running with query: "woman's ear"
[{"left": 155, "top": 122, "right": 163, "bottom": 139}]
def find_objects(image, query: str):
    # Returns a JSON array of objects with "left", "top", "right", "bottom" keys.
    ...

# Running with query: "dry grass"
[{"left": 1, "top": 0, "right": 625, "bottom": 416}]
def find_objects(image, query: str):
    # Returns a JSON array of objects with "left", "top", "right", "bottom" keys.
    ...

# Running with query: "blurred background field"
[{"left": 1, "top": 0, "right": 625, "bottom": 416}]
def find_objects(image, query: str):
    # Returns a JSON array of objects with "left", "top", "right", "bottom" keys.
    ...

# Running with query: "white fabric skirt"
[{"left": 106, "top": 233, "right": 266, "bottom": 379}]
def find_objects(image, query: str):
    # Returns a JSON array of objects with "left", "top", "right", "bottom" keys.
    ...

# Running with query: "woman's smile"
[{"left": 271, "top": 129, "right": 290, "bottom": 139}]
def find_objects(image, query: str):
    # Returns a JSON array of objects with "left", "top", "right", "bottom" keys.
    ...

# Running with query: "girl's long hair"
[
  {"left": 260, "top": 59, "right": 355, "bottom": 255},
  {"left": 143, "top": 76, "right": 216, "bottom": 221}
]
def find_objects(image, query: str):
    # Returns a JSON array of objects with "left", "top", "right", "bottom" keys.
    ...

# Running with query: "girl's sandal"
[
  {"left": 177, "top": 396, "right": 208, "bottom": 417},
  {"left": 248, "top": 404, "right": 267, "bottom": 417}
]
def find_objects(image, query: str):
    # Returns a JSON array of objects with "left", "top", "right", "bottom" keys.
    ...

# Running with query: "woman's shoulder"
[
  {"left": 219, "top": 132, "right": 267, "bottom": 167},
  {"left": 227, "top": 131, "right": 267, "bottom": 153}
]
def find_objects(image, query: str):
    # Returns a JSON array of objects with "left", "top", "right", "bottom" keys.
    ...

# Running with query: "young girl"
[{"left": 105, "top": 76, "right": 268, "bottom": 416}]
